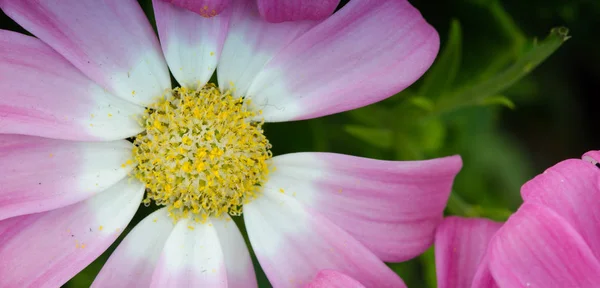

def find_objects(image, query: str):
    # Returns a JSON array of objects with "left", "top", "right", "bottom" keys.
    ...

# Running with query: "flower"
[
  {"left": 0, "top": 0, "right": 459, "bottom": 287},
  {"left": 434, "top": 150, "right": 600, "bottom": 287}
]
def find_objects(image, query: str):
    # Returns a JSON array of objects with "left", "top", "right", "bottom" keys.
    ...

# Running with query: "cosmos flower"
[
  {"left": 0, "top": 0, "right": 460, "bottom": 287},
  {"left": 435, "top": 150, "right": 600, "bottom": 288}
]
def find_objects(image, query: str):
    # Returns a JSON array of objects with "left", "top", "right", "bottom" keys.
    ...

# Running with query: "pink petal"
[
  {"left": 149, "top": 218, "right": 228, "bottom": 287},
  {"left": 520, "top": 157, "right": 600, "bottom": 259},
  {"left": 0, "top": 30, "right": 144, "bottom": 140},
  {"left": 153, "top": 0, "right": 230, "bottom": 90},
  {"left": 217, "top": 0, "right": 317, "bottom": 98},
  {"left": 257, "top": 0, "right": 339, "bottom": 23},
  {"left": 0, "top": 135, "right": 133, "bottom": 221},
  {"left": 0, "top": 178, "right": 144, "bottom": 287},
  {"left": 92, "top": 208, "right": 174, "bottom": 288},
  {"left": 434, "top": 217, "right": 502, "bottom": 288},
  {"left": 305, "top": 270, "right": 365, "bottom": 288},
  {"left": 243, "top": 188, "right": 406, "bottom": 288},
  {"left": 162, "top": 0, "right": 229, "bottom": 17},
  {"left": 488, "top": 203, "right": 600, "bottom": 287},
  {"left": 470, "top": 254, "right": 499, "bottom": 288},
  {"left": 0, "top": 0, "right": 170, "bottom": 106},
  {"left": 212, "top": 216, "right": 258, "bottom": 287},
  {"left": 246, "top": 0, "right": 439, "bottom": 122},
  {"left": 269, "top": 152, "right": 462, "bottom": 262}
]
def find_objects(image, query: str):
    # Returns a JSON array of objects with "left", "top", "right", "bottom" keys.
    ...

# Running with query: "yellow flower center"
[{"left": 131, "top": 84, "right": 272, "bottom": 221}]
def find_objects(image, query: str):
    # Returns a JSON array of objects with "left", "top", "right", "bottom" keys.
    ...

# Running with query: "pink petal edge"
[
  {"left": 244, "top": 188, "right": 406, "bottom": 288},
  {"left": 269, "top": 152, "right": 462, "bottom": 262},
  {"left": 0, "top": 178, "right": 144, "bottom": 287},
  {"left": 247, "top": 0, "right": 440, "bottom": 122}
]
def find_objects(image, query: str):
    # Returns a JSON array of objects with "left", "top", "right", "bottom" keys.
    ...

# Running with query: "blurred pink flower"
[
  {"left": 435, "top": 150, "right": 600, "bottom": 287},
  {"left": 0, "top": 0, "right": 451, "bottom": 287}
]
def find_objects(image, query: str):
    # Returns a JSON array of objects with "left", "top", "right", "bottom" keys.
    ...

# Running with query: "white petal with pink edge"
[
  {"left": 217, "top": 0, "right": 317, "bottom": 97},
  {"left": 212, "top": 215, "right": 258, "bottom": 287},
  {"left": 0, "top": 30, "right": 144, "bottom": 140},
  {"left": 0, "top": 135, "right": 134, "bottom": 221},
  {"left": 0, "top": 177, "right": 144, "bottom": 288},
  {"left": 268, "top": 152, "right": 462, "bottom": 262},
  {"left": 149, "top": 218, "right": 228, "bottom": 287},
  {"left": 246, "top": 0, "right": 439, "bottom": 122},
  {"left": 0, "top": 0, "right": 171, "bottom": 106},
  {"left": 243, "top": 188, "right": 406, "bottom": 288},
  {"left": 153, "top": 0, "right": 231, "bottom": 90},
  {"left": 92, "top": 208, "right": 174, "bottom": 288}
]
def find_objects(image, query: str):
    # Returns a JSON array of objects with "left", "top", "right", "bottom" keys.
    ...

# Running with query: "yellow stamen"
[{"left": 132, "top": 84, "right": 272, "bottom": 221}]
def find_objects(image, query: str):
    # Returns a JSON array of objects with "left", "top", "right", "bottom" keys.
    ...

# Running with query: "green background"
[{"left": 1, "top": 0, "right": 599, "bottom": 287}]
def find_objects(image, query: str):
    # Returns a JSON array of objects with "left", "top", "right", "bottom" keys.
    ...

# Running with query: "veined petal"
[
  {"left": 306, "top": 270, "right": 366, "bottom": 288},
  {"left": 92, "top": 208, "right": 174, "bottom": 288},
  {"left": 435, "top": 217, "right": 502, "bottom": 288},
  {"left": 153, "top": 0, "right": 231, "bottom": 90},
  {"left": 0, "top": 0, "right": 171, "bottom": 106},
  {"left": 149, "top": 218, "right": 228, "bottom": 287},
  {"left": 257, "top": 0, "right": 340, "bottom": 23},
  {"left": 0, "top": 178, "right": 144, "bottom": 288},
  {"left": 268, "top": 152, "right": 462, "bottom": 262},
  {"left": 163, "top": 0, "right": 229, "bottom": 17},
  {"left": 244, "top": 188, "right": 406, "bottom": 288},
  {"left": 521, "top": 157, "right": 600, "bottom": 260},
  {"left": 212, "top": 216, "right": 257, "bottom": 287},
  {"left": 489, "top": 203, "right": 600, "bottom": 287},
  {"left": 247, "top": 0, "right": 439, "bottom": 122},
  {"left": 217, "top": 0, "right": 317, "bottom": 98},
  {"left": 0, "top": 30, "right": 144, "bottom": 140},
  {"left": 0, "top": 135, "right": 133, "bottom": 221}
]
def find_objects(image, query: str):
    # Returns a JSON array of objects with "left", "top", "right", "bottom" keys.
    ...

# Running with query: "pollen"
[{"left": 132, "top": 84, "right": 272, "bottom": 221}]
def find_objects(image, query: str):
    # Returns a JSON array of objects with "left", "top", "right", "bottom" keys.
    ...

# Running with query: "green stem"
[{"left": 430, "top": 27, "right": 570, "bottom": 118}]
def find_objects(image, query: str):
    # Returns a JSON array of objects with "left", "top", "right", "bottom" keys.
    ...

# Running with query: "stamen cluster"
[{"left": 132, "top": 84, "right": 271, "bottom": 221}]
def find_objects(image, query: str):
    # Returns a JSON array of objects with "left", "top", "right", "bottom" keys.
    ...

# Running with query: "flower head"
[
  {"left": 435, "top": 150, "right": 600, "bottom": 287},
  {"left": 0, "top": 0, "right": 459, "bottom": 287}
]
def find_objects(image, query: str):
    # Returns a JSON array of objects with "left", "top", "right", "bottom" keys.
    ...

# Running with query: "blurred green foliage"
[{"left": 0, "top": 0, "right": 585, "bottom": 287}]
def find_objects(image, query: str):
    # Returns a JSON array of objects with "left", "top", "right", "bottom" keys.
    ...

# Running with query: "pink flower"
[
  {"left": 0, "top": 0, "right": 456, "bottom": 287},
  {"left": 435, "top": 150, "right": 600, "bottom": 287}
]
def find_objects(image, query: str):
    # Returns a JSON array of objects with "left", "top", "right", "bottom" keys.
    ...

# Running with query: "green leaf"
[
  {"left": 433, "top": 26, "right": 570, "bottom": 116},
  {"left": 419, "top": 19, "right": 462, "bottom": 100},
  {"left": 480, "top": 95, "right": 516, "bottom": 109},
  {"left": 344, "top": 125, "right": 392, "bottom": 149},
  {"left": 410, "top": 96, "right": 436, "bottom": 112}
]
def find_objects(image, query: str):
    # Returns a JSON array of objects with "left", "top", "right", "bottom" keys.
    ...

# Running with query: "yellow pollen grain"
[
  {"left": 132, "top": 84, "right": 272, "bottom": 221},
  {"left": 99, "top": 225, "right": 104, "bottom": 231}
]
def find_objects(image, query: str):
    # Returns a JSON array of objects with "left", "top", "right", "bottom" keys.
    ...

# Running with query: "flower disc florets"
[{"left": 131, "top": 84, "right": 272, "bottom": 221}]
